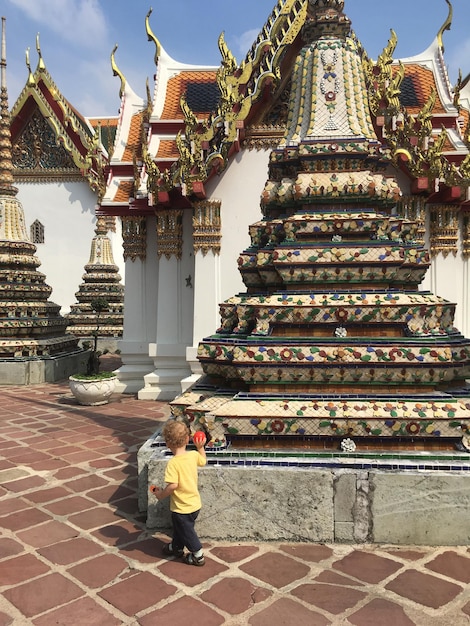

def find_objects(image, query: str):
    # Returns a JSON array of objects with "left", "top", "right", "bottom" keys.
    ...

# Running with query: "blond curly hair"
[{"left": 162, "top": 420, "right": 190, "bottom": 448}]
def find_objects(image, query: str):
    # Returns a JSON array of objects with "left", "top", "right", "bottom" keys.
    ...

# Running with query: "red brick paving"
[
  {"left": 239, "top": 551, "right": 311, "bottom": 588},
  {"left": 0, "top": 367, "right": 470, "bottom": 625},
  {"left": 348, "top": 598, "right": 415, "bottom": 626},
  {"left": 385, "top": 569, "right": 463, "bottom": 609},
  {"left": 247, "top": 597, "right": 330, "bottom": 626},
  {"left": 332, "top": 549, "right": 403, "bottom": 583},
  {"left": 425, "top": 550, "right": 470, "bottom": 584},
  {"left": 291, "top": 582, "right": 367, "bottom": 614},
  {"left": 139, "top": 596, "right": 225, "bottom": 626}
]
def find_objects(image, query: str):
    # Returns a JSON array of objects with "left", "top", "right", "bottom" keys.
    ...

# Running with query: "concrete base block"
[
  {"left": 141, "top": 443, "right": 470, "bottom": 544},
  {"left": 0, "top": 351, "right": 89, "bottom": 385},
  {"left": 370, "top": 473, "right": 470, "bottom": 545},
  {"left": 147, "top": 460, "right": 335, "bottom": 542}
]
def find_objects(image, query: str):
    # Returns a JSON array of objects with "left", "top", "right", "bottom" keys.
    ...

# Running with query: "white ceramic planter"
[{"left": 69, "top": 375, "right": 117, "bottom": 406}]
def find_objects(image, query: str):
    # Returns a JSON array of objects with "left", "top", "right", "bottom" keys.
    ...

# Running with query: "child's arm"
[
  {"left": 195, "top": 437, "right": 207, "bottom": 462},
  {"left": 149, "top": 482, "right": 177, "bottom": 501}
]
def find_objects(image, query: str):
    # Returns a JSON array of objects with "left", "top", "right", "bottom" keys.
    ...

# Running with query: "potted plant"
[{"left": 69, "top": 298, "right": 117, "bottom": 405}]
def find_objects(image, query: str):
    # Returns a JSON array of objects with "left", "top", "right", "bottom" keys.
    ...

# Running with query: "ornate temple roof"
[
  {"left": 9, "top": 37, "right": 109, "bottom": 198},
  {"left": 95, "top": 0, "right": 470, "bottom": 218},
  {"left": 98, "top": 9, "right": 219, "bottom": 215}
]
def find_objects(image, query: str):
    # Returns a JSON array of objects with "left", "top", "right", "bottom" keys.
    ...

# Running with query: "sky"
[{"left": 3, "top": 0, "right": 470, "bottom": 118}]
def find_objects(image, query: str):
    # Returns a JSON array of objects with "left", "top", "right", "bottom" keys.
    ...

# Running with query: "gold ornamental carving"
[
  {"left": 396, "top": 196, "right": 426, "bottom": 246},
  {"left": 156, "top": 209, "right": 183, "bottom": 260},
  {"left": 12, "top": 110, "right": 78, "bottom": 177},
  {"left": 121, "top": 216, "right": 147, "bottom": 262},
  {"left": 173, "top": 0, "right": 306, "bottom": 194},
  {"left": 192, "top": 200, "right": 222, "bottom": 256},
  {"left": 429, "top": 205, "right": 459, "bottom": 258},
  {"left": 462, "top": 212, "right": 470, "bottom": 259}
]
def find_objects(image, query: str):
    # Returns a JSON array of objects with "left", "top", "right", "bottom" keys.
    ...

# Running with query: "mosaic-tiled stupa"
[
  {"left": 172, "top": 0, "right": 470, "bottom": 450},
  {"left": 66, "top": 217, "right": 124, "bottom": 338},
  {"left": 0, "top": 18, "right": 81, "bottom": 381}
]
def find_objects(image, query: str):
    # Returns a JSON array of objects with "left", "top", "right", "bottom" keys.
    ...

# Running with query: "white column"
[
  {"left": 114, "top": 216, "right": 157, "bottom": 394},
  {"left": 138, "top": 211, "right": 193, "bottom": 400}
]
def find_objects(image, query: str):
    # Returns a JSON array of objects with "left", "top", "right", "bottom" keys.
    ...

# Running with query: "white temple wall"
[
  {"left": 15, "top": 180, "right": 125, "bottom": 314},
  {"left": 195, "top": 148, "right": 268, "bottom": 341},
  {"left": 154, "top": 209, "right": 195, "bottom": 348},
  {"left": 420, "top": 211, "right": 468, "bottom": 337},
  {"left": 428, "top": 252, "right": 468, "bottom": 338},
  {"left": 181, "top": 148, "right": 268, "bottom": 391}
]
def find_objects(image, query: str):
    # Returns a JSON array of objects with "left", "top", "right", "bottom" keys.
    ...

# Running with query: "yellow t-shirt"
[{"left": 164, "top": 450, "right": 206, "bottom": 514}]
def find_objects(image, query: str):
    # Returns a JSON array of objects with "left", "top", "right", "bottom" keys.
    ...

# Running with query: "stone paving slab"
[{"left": 0, "top": 364, "right": 470, "bottom": 625}]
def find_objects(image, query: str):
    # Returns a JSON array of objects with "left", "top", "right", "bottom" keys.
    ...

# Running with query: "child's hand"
[
  {"left": 193, "top": 431, "right": 206, "bottom": 448},
  {"left": 149, "top": 484, "right": 161, "bottom": 497}
]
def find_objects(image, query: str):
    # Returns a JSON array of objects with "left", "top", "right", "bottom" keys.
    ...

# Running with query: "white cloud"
[
  {"left": 7, "top": 0, "right": 109, "bottom": 50},
  {"left": 235, "top": 28, "right": 260, "bottom": 60}
]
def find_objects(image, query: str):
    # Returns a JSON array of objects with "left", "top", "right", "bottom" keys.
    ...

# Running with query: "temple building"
[
  {"left": 9, "top": 33, "right": 124, "bottom": 317},
  {"left": 6, "top": 1, "right": 470, "bottom": 447},
  {"left": 0, "top": 18, "right": 86, "bottom": 383},
  {"left": 96, "top": 0, "right": 470, "bottom": 449}
]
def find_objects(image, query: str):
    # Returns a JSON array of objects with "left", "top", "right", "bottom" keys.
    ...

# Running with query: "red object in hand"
[{"left": 193, "top": 431, "right": 206, "bottom": 445}]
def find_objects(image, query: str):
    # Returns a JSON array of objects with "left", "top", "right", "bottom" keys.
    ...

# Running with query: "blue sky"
[{"left": 3, "top": 0, "right": 470, "bottom": 118}]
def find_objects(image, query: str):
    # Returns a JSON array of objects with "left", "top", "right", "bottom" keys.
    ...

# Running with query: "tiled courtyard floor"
[{"left": 1, "top": 359, "right": 470, "bottom": 625}]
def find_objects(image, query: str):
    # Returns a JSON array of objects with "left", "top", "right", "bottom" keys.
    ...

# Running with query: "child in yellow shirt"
[{"left": 150, "top": 420, "right": 207, "bottom": 566}]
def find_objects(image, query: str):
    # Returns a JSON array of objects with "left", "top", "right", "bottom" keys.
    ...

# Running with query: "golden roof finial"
[
  {"left": 110, "top": 44, "right": 126, "bottom": 99},
  {"left": 36, "top": 32, "right": 46, "bottom": 71},
  {"left": 437, "top": 0, "right": 453, "bottom": 52},
  {"left": 218, "top": 32, "right": 237, "bottom": 73},
  {"left": 25, "top": 47, "right": 36, "bottom": 87},
  {"left": 145, "top": 8, "right": 161, "bottom": 68}
]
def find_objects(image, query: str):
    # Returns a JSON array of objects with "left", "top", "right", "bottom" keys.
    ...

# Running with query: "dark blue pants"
[{"left": 171, "top": 510, "right": 202, "bottom": 553}]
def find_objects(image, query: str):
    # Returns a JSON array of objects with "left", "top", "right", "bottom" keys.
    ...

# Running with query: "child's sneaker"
[
  {"left": 184, "top": 552, "right": 205, "bottom": 566},
  {"left": 162, "top": 543, "right": 184, "bottom": 558}
]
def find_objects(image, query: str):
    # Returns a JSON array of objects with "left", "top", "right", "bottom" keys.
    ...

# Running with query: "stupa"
[
  {"left": 66, "top": 216, "right": 124, "bottom": 339},
  {"left": 0, "top": 17, "right": 85, "bottom": 384},
  {"left": 171, "top": 0, "right": 470, "bottom": 451}
]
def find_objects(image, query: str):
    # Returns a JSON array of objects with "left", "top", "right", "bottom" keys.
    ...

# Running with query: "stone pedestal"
[
  {"left": 140, "top": 444, "right": 470, "bottom": 545},
  {"left": 0, "top": 351, "right": 89, "bottom": 385}
]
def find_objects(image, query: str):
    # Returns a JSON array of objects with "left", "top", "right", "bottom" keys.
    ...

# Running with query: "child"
[{"left": 150, "top": 420, "right": 207, "bottom": 566}]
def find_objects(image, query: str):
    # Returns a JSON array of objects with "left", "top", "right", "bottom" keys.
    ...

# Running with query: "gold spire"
[
  {"left": 0, "top": 16, "right": 17, "bottom": 197},
  {"left": 35, "top": 32, "right": 46, "bottom": 72},
  {"left": 88, "top": 217, "right": 116, "bottom": 266},
  {"left": 25, "top": 47, "right": 36, "bottom": 87},
  {"left": 437, "top": 0, "right": 453, "bottom": 52},
  {"left": 145, "top": 8, "right": 162, "bottom": 68},
  {"left": 111, "top": 44, "right": 126, "bottom": 99}
]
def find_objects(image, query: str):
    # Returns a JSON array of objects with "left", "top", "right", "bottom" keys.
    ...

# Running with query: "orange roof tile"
[
  {"left": 459, "top": 107, "right": 470, "bottom": 134},
  {"left": 123, "top": 112, "right": 144, "bottom": 162},
  {"left": 441, "top": 135, "right": 456, "bottom": 152},
  {"left": 161, "top": 71, "right": 217, "bottom": 120},
  {"left": 114, "top": 180, "right": 133, "bottom": 202},
  {"left": 400, "top": 64, "right": 447, "bottom": 115},
  {"left": 156, "top": 139, "right": 179, "bottom": 160}
]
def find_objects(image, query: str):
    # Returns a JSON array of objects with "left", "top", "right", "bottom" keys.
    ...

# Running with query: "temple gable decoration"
[{"left": 10, "top": 37, "right": 107, "bottom": 196}]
